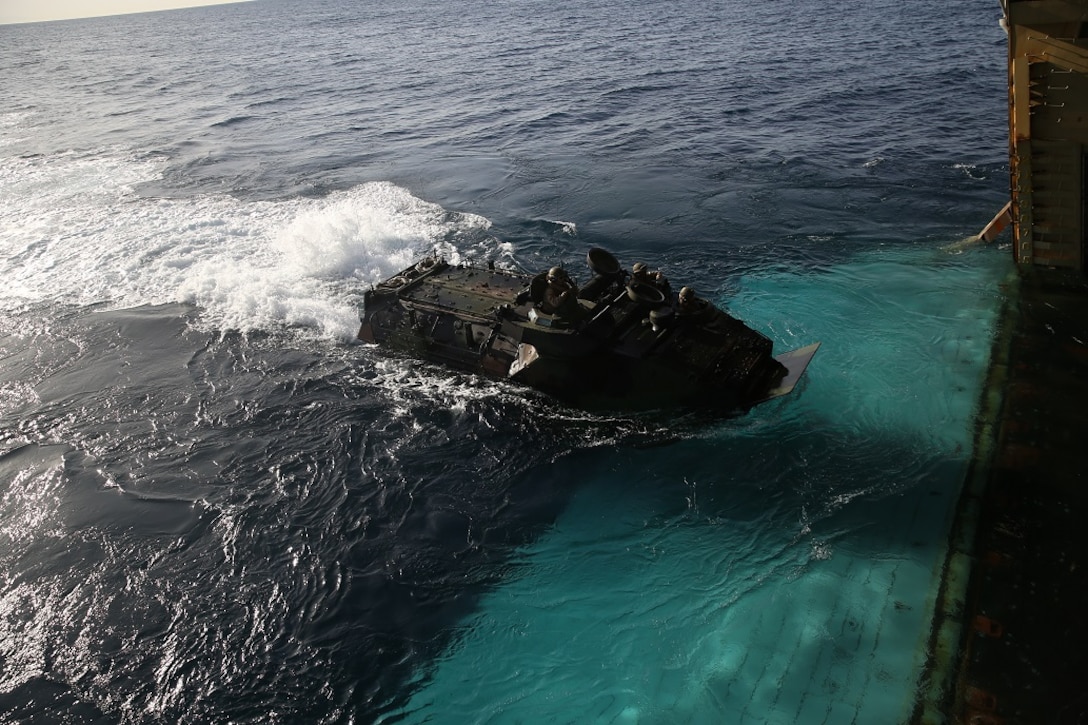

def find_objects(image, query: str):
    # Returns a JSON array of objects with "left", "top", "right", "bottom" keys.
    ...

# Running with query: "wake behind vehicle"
[{"left": 357, "top": 247, "right": 819, "bottom": 413}]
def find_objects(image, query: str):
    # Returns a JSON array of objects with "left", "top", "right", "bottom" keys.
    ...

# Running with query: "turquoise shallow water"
[{"left": 392, "top": 244, "right": 1012, "bottom": 723}]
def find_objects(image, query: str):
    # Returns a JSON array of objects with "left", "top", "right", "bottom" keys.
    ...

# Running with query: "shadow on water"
[
  {"left": 0, "top": 303, "right": 666, "bottom": 722},
  {"left": 382, "top": 407, "right": 973, "bottom": 723}
]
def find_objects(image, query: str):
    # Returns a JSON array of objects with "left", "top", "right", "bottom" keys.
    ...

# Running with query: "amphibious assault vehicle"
[{"left": 357, "top": 247, "right": 818, "bottom": 413}]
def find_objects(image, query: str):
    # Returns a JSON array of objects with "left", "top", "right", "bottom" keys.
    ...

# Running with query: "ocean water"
[{"left": 1, "top": 0, "right": 1013, "bottom": 722}]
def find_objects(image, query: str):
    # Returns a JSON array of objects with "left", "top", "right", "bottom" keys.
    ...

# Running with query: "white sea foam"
[
  {"left": 0, "top": 150, "right": 491, "bottom": 341},
  {"left": 0, "top": 112, "right": 32, "bottom": 149}
]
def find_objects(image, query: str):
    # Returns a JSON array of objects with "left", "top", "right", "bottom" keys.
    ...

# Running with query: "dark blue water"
[{"left": 1, "top": 0, "right": 1012, "bottom": 722}]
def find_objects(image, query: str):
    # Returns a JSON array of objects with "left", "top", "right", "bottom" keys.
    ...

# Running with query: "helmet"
[
  {"left": 679, "top": 286, "right": 695, "bottom": 302},
  {"left": 547, "top": 266, "right": 567, "bottom": 281},
  {"left": 632, "top": 262, "right": 647, "bottom": 274}
]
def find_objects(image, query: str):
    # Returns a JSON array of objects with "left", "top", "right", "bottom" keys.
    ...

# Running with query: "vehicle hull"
[{"left": 358, "top": 249, "right": 817, "bottom": 413}]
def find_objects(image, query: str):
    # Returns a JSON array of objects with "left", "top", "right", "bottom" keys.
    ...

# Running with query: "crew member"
[
  {"left": 632, "top": 261, "right": 669, "bottom": 292},
  {"left": 542, "top": 266, "right": 580, "bottom": 317},
  {"left": 677, "top": 286, "right": 700, "bottom": 313}
]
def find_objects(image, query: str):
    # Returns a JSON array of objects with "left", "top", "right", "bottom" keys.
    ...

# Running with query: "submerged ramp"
[{"left": 920, "top": 266, "right": 1088, "bottom": 723}]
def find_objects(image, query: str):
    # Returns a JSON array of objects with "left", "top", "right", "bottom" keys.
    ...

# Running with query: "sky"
[{"left": 0, "top": 0, "right": 249, "bottom": 25}]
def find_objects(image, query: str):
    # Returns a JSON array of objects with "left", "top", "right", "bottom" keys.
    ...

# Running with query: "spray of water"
[{"left": 0, "top": 149, "right": 492, "bottom": 340}]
